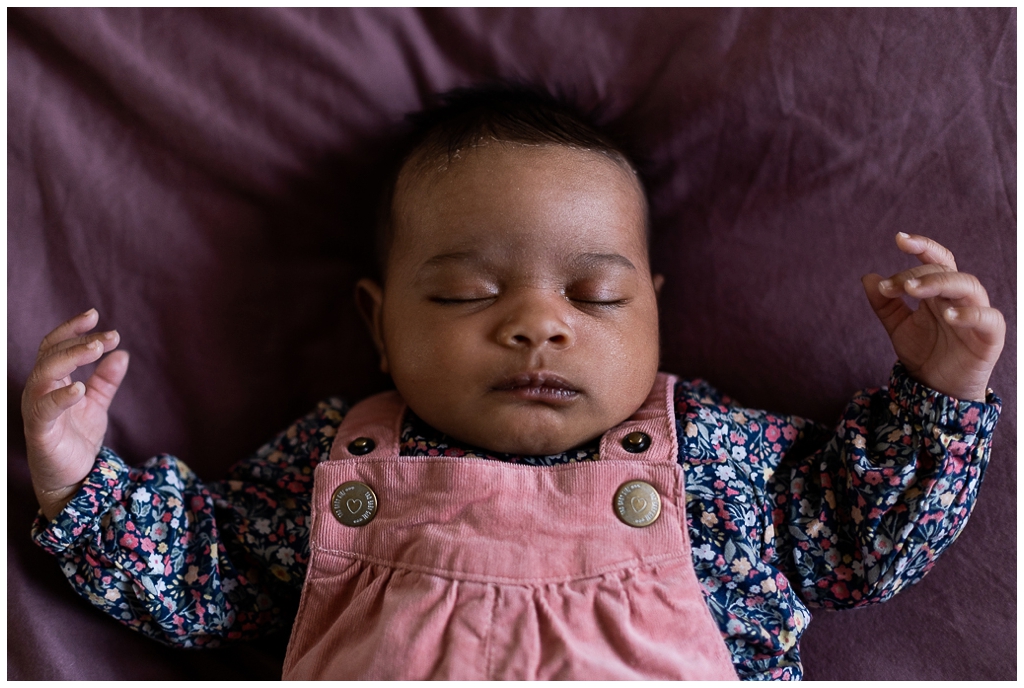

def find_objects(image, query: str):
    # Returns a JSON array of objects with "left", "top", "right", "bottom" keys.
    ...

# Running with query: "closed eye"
[{"left": 569, "top": 297, "right": 630, "bottom": 310}]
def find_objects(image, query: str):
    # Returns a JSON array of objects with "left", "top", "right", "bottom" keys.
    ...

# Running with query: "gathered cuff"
[
  {"left": 887, "top": 362, "right": 1001, "bottom": 439},
  {"left": 31, "top": 447, "right": 128, "bottom": 555}
]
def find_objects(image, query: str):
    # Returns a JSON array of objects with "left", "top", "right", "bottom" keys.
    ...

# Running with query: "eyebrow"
[
  {"left": 570, "top": 252, "right": 637, "bottom": 272},
  {"left": 420, "top": 251, "right": 480, "bottom": 269},
  {"left": 415, "top": 249, "right": 637, "bottom": 277},
  {"left": 414, "top": 251, "right": 488, "bottom": 283}
]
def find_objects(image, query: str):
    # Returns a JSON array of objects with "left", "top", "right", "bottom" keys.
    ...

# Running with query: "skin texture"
[
  {"left": 22, "top": 145, "right": 1005, "bottom": 520},
  {"left": 356, "top": 142, "right": 663, "bottom": 456}
]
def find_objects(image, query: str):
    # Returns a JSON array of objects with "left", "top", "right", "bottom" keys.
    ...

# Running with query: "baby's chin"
[
  {"left": 431, "top": 412, "right": 612, "bottom": 457},
  {"left": 478, "top": 431, "right": 600, "bottom": 457},
  {"left": 402, "top": 376, "right": 658, "bottom": 457}
]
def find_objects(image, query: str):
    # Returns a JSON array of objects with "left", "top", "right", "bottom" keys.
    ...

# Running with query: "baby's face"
[{"left": 358, "top": 142, "right": 661, "bottom": 455}]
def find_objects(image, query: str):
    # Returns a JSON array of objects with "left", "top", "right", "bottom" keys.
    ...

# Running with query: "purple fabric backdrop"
[{"left": 8, "top": 8, "right": 1015, "bottom": 680}]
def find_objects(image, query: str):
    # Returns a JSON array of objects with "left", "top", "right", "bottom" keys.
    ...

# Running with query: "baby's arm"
[
  {"left": 767, "top": 366, "right": 999, "bottom": 608},
  {"left": 765, "top": 232, "right": 1006, "bottom": 607},
  {"left": 24, "top": 311, "right": 345, "bottom": 646},
  {"left": 31, "top": 400, "right": 344, "bottom": 646}
]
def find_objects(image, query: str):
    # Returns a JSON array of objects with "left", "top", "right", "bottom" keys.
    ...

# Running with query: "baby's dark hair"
[{"left": 374, "top": 83, "right": 648, "bottom": 278}]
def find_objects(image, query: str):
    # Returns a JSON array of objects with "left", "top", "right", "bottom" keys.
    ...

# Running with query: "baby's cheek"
[
  {"left": 391, "top": 328, "right": 479, "bottom": 389},
  {"left": 593, "top": 316, "right": 659, "bottom": 369},
  {"left": 592, "top": 319, "right": 660, "bottom": 407}
]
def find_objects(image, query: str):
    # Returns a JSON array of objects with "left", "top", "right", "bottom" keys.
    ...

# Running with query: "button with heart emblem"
[
  {"left": 613, "top": 480, "right": 661, "bottom": 527},
  {"left": 331, "top": 481, "right": 378, "bottom": 527}
]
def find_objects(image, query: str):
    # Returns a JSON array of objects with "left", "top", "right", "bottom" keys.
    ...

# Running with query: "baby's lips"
[{"left": 491, "top": 371, "right": 579, "bottom": 392}]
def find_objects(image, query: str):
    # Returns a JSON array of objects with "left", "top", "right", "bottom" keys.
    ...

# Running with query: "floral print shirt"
[{"left": 32, "top": 364, "right": 1000, "bottom": 680}]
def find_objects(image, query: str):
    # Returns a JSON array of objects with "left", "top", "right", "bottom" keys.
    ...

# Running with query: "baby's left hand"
[{"left": 861, "top": 233, "right": 1005, "bottom": 402}]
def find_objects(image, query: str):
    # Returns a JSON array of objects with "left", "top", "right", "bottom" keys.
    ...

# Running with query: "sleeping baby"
[{"left": 23, "top": 85, "right": 1004, "bottom": 680}]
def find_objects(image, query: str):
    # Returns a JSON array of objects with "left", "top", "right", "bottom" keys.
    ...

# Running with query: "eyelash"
[
  {"left": 429, "top": 296, "right": 628, "bottom": 310},
  {"left": 570, "top": 298, "right": 629, "bottom": 310}
]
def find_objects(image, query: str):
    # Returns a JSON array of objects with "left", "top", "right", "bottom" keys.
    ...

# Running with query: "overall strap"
[
  {"left": 598, "top": 372, "right": 679, "bottom": 465},
  {"left": 327, "top": 390, "right": 406, "bottom": 461}
]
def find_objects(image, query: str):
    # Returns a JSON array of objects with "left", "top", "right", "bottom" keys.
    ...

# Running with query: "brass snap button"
[
  {"left": 348, "top": 437, "right": 376, "bottom": 455},
  {"left": 614, "top": 480, "right": 661, "bottom": 527},
  {"left": 331, "top": 481, "right": 378, "bottom": 527},
  {"left": 621, "top": 431, "right": 651, "bottom": 453}
]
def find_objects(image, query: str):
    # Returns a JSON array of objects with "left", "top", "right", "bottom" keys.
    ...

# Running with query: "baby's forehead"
[
  {"left": 406, "top": 136, "right": 636, "bottom": 180},
  {"left": 378, "top": 140, "right": 650, "bottom": 278},
  {"left": 384, "top": 143, "right": 649, "bottom": 271},
  {"left": 395, "top": 141, "right": 646, "bottom": 215}
]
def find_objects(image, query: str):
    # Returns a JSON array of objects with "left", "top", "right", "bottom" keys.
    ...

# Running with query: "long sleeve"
[
  {"left": 30, "top": 367, "right": 1000, "bottom": 674},
  {"left": 674, "top": 363, "right": 1000, "bottom": 680},
  {"left": 31, "top": 398, "right": 348, "bottom": 648},
  {"left": 768, "top": 364, "right": 1001, "bottom": 607}
]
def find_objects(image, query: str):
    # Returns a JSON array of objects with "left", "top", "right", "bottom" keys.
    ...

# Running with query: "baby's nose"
[{"left": 495, "top": 292, "right": 575, "bottom": 350}]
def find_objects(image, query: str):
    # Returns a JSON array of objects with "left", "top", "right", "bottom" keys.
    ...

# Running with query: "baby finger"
[
  {"left": 876, "top": 264, "right": 947, "bottom": 297},
  {"left": 896, "top": 233, "right": 958, "bottom": 270},
  {"left": 945, "top": 306, "right": 1006, "bottom": 347},
  {"left": 32, "top": 339, "right": 107, "bottom": 387},
  {"left": 903, "top": 271, "right": 989, "bottom": 307},
  {"left": 28, "top": 381, "right": 87, "bottom": 427},
  {"left": 37, "top": 309, "right": 100, "bottom": 357},
  {"left": 41, "top": 330, "right": 120, "bottom": 359}
]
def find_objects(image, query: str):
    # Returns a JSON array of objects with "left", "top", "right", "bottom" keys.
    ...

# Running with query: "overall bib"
[{"left": 283, "top": 373, "right": 738, "bottom": 680}]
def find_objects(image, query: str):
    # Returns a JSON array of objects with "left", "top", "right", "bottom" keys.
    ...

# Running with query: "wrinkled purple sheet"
[{"left": 8, "top": 8, "right": 1015, "bottom": 680}]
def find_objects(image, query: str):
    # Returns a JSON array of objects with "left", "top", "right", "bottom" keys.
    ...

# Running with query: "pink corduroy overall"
[{"left": 282, "top": 373, "right": 739, "bottom": 680}]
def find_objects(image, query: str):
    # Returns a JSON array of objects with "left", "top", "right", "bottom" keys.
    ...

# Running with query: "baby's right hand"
[{"left": 22, "top": 309, "right": 129, "bottom": 520}]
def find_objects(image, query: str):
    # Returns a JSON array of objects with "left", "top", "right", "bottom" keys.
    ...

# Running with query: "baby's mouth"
[{"left": 491, "top": 372, "right": 581, "bottom": 403}]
